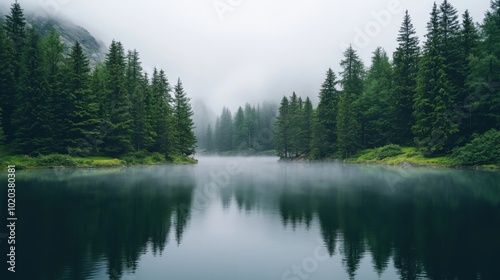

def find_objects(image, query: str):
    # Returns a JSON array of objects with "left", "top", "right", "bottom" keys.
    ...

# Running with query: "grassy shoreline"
[
  {"left": 345, "top": 147, "right": 500, "bottom": 170},
  {"left": 279, "top": 146, "right": 500, "bottom": 170},
  {"left": 0, "top": 153, "right": 198, "bottom": 170}
]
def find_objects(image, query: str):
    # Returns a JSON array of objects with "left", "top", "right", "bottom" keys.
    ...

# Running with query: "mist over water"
[{"left": 1, "top": 157, "right": 500, "bottom": 280}]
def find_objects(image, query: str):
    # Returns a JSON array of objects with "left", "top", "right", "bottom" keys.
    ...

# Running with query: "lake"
[{"left": 1, "top": 157, "right": 500, "bottom": 280}]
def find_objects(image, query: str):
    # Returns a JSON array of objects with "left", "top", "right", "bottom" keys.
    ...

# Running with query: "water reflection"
[
  {"left": 0, "top": 159, "right": 499, "bottom": 280},
  {"left": 0, "top": 166, "right": 195, "bottom": 280},
  {"left": 222, "top": 162, "right": 500, "bottom": 280}
]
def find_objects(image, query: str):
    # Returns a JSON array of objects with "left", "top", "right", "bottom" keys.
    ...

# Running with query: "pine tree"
[
  {"left": 337, "top": 46, "right": 364, "bottom": 158},
  {"left": 43, "top": 28, "right": 67, "bottom": 152},
  {"left": 466, "top": 0, "right": 500, "bottom": 133},
  {"left": 274, "top": 96, "right": 290, "bottom": 158},
  {"left": 359, "top": 47, "right": 393, "bottom": 148},
  {"left": 392, "top": 11, "right": 420, "bottom": 145},
  {"left": 413, "top": 2, "right": 460, "bottom": 155},
  {"left": 288, "top": 92, "right": 301, "bottom": 157},
  {"left": 461, "top": 10, "right": 479, "bottom": 59},
  {"left": 300, "top": 97, "right": 313, "bottom": 155},
  {"left": 151, "top": 68, "right": 175, "bottom": 157},
  {"left": 0, "top": 24, "right": 15, "bottom": 142},
  {"left": 4, "top": 0, "right": 26, "bottom": 80},
  {"left": 244, "top": 103, "right": 258, "bottom": 150},
  {"left": 66, "top": 41, "right": 100, "bottom": 155},
  {"left": 2, "top": 2, "right": 26, "bottom": 143},
  {"left": 233, "top": 106, "right": 246, "bottom": 150},
  {"left": 125, "top": 50, "right": 154, "bottom": 151},
  {"left": 102, "top": 40, "right": 133, "bottom": 155},
  {"left": 459, "top": 10, "right": 481, "bottom": 140},
  {"left": 173, "top": 78, "right": 196, "bottom": 156},
  {"left": 13, "top": 27, "right": 53, "bottom": 155},
  {"left": 441, "top": 1, "right": 467, "bottom": 147},
  {"left": 311, "top": 68, "right": 339, "bottom": 158}
]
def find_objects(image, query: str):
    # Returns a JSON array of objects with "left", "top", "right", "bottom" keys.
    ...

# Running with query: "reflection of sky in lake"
[{"left": 1, "top": 157, "right": 499, "bottom": 280}]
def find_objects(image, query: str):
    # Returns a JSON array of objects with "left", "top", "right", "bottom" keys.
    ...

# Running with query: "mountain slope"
[
  {"left": 0, "top": 10, "right": 107, "bottom": 67},
  {"left": 28, "top": 15, "right": 107, "bottom": 66}
]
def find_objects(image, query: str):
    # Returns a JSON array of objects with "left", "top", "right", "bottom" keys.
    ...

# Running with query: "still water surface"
[{"left": 1, "top": 157, "right": 500, "bottom": 280}]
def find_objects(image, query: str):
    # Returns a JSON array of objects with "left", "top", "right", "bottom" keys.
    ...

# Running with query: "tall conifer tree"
[
  {"left": 337, "top": 46, "right": 364, "bottom": 158},
  {"left": 173, "top": 78, "right": 196, "bottom": 156},
  {"left": 392, "top": 11, "right": 420, "bottom": 144}
]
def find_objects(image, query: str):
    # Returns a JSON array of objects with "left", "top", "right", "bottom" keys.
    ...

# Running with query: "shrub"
[
  {"left": 35, "top": 154, "right": 78, "bottom": 167},
  {"left": 151, "top": 152, "right": 166, "bottom": 162},
  {"left": 374, "top": 144, "right": 403, "bottom": 159},
  {"left": 451, "top": 129, "right": 500, "bottom": 165}
]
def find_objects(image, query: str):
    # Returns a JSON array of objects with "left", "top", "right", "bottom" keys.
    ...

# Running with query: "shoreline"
[
  {"left": 277, "top": 146, "right": 500, "bottom": 171},
  {"left": 0, "top": 153, "right": 198, "bottom": 171},
  {"left": 280, "top": 157, "right": 500, "bottom": 171}
]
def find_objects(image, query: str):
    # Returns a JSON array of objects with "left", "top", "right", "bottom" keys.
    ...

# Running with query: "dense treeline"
[
  {"left": 275, "top": 0, "right": 500, "bottom": 164},
  {"left": 199, "top": 102, "right": 277, "bottom": 154},
  {"left": 0, "top": 2, "right": 196, "bottom": 159}
]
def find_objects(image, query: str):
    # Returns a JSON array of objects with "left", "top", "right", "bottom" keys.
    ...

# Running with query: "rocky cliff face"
[
  {"left": 27, "top": 14, "right": 107, "bottom": 67},
  {"left": 0, "top": 9, "right": 107, "bottom": 67}
]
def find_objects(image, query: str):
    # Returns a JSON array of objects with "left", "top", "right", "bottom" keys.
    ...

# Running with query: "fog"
[{"left": 1, "top": 0, "right": 491, "bottom": 115}]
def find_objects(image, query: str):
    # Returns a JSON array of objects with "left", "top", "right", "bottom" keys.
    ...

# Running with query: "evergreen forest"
[{"left": 0, "top": 2, "right": 197, "bottom": 165}]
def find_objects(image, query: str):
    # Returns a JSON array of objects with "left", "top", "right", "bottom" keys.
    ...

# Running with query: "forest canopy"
[{"left": 0, "top": 2, "right": 196, "bottom": 161}]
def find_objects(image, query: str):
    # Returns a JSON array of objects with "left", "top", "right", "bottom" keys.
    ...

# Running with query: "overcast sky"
[{"left": 1, "top": 0, "right": 492, "bottom": 117}]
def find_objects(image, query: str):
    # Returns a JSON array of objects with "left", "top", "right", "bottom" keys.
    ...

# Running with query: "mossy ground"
[
  {"left": 346, "top": 147, "right": 498, "bottom": 169},
  {"left": 0, "top": 150, "right": 197, "bottom": 170}
]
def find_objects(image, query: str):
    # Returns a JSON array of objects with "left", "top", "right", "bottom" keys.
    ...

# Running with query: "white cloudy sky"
[{"left": 1, "top": 0, "right": 492, "bottom": 117}]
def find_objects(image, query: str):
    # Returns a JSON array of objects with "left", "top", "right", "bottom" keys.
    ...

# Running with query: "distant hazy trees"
[
  {"left": 0, "top": 2, "right": 196, "bottom": 158},
  {"left": 199, "top": 102, "right": 277, "bottom": 154}
]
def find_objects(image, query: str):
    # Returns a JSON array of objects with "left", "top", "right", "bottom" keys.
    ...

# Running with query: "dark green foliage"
[
  {"left": 66, "top": 41, "right": 100, "bottom": 155},
  {"left": 244, "top": 103, "right": 258, "bottom": 150},
  {"left": 413, "top": 3, "right": 460, "bottom": 156},
  {"left": 273, "top": 92, "right": 312, "bottom": 158},
  {"left": 34, "top": 154, "right": 79, "bottom": 167},
  {"left": 173, "top": 78, "right": 196, "bottom": 156},
  {"left": 0, "top": 24, "right": 15, "bottom": 142},
  {"left": 459, "top": 10, "right": 481, "bottom": 140},
  {"left": 274, "top": 96, "right": 290, "bottom": 158},
  {"left": 13, "top": 27, "right": 53, "bottom": 155},
  {"left": 208, "top": 1, "right": 498, "bottom": 163},
  {"left": 102, "top": 40, "right": 133, "bottom": 155},
  {"left": 150, "top": 68, "right": 176, "bottom": 157},
  {"left": 465, "top": 1, "right": 500, "bottom": 136},
  {"left": 121, "top": 151, "right": 167, "bottom": 165},
  {"left": 311, "top": 68, "right": 339, "bottom": 158},
  {"left": 337, "top": 46, "right": 364, "bottom": 158},
  {"left": 300, "top": 97, "right": 313, "bottom": 155},
  {"left": 0, "top": 0, "right": 498, "bottom": 165},
  {"left": 451, "top": 129, "right": 500, "bottom": 165},
  {"left": 392, "top": 11, "right": 419, "bottom": 145},
  {"left": 233, "top": 106, "right": 246, "bottom": 149},
  {"left": 43, "top": 28, "right": 67, "bottom": 152},
  {"left": 4, "top": 0, "right": 26, "bottom": 78},
  {"left": 359, "top": 47, "right": 393, "bottom": 148},
  {"left": 373, "top": 144, "right": 403, "bottom": 160},
  {"left": 0, "top": 1, "right": 197, "bottom": 161},
  {"left": 126, "top": 51, "right": 154, "bottom": 152},
  {"left": 288, "top": 92, "right": 302, "bottom": 157}
]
